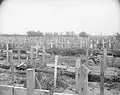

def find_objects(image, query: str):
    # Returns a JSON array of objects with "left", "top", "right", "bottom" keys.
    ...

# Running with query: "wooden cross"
[
  {"left": 34, "top": 43, "right": 40, "bottom": 58},
  {"left": 38, "top": 45, "right": 50, "bottom": 66},
  {"left": 46, "top": 55, "right": 67, "bottom": 88},
  {"left": 86, "top": 37, "right": 89, "bottom": 67},
  {"left": 80, "top": 37, "right": 82, "bottom": 48},
  {"left": 54, "top": 55, "right": 58, "bottom": 88},
  {"left": 30, "top": 45, "right": 34, "bottom": 66},
  {"left": 50, "top": 40, "right": 53, "bottom": 49},
  {"left": 42, "top": 45, "right": 46, "bottom": 66},
  {"left": 5, "top": 42, "right": 11, "bottom": 62},
  {"left": 6, "top": 43, "right": 9, "bottom": 64},
  {"left": 10, "top": 51, "right": 15, "bottom": 86},
  {"left": 5, "top": 42, "right": 15, "bottom": 86},
  {"left": 18, "top": 43, "right": 21, "bottom": 63}
]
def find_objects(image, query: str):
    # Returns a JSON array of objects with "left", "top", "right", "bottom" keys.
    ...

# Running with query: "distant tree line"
[
  {"left": 27, "top": 31, "right": 44, "bottom": 37},
  {"left": 27, "top": 30, "right": 89, "bottom": 37}
]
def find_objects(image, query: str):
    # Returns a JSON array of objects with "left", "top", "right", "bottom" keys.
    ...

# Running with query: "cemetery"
[{"left": 0, "top": 35, "right": 120, "bottom": 95}]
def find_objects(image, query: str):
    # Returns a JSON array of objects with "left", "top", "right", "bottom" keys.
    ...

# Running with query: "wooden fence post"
[
  {"left": 54, "top": 55, "right": 58, "bottom": 88},
  {"left": 76, "top": 58, "right": 81, "bottom": 93},
  {"left": 78, "top": 64, "right": 89, "bottom": 95},
  {"left": 27, "top": 69, "right": 35, "bottom": 95}
]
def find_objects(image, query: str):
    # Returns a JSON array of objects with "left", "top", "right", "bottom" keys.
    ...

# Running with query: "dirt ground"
[{"left": 0, "top": 56, "right": 120, "bottom": 95}]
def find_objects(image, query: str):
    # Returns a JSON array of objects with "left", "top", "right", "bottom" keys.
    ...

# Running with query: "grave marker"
[
  {"left": 10, "top": 52, "right": 15, "bottom": 86},
  {"left": 27, "top": 69, "right": 35, "bottom": 95},
  {"left": 42, "top": 45, "right": 45, "bottom": 66},
  {"left": 30, "top": 45, "right": 34, "bottom": 66},
  {"left": 18, "top": 43, "right": 21, "bottom": 63},
  {"left": 6, "top": 43, "right": 9, "bottom": 64},
  {"left": 100, "top": 48, "right": 107, "bottom": 95},
  {"left": 100, "top": 57, "right": 104, "bottom": 95},
  {"left": 75, "top": 58, "right": 81, "bottom": 93},
  {"left": 80, "top": 37, "right": 82, "bottom": 48},
  {"left": 54, "top": 55, "right": 58, "bottom": 88},
  {"left": 35, "top": 44, "right": 39, "bottom": 58},
  {"left": 103, "top": 48, "right": 107, "bottom": 70},
  {"left": 50, "top": 41, "right": 53, "bottom": 48},
  {"left": 78, "top": 64, "right": 89, "bottom": 95},
  {"left": 38, "top": 44, "right": 50, "bottom": 66},
  {"left": 86, "top": 37, "right": 89, "bottom": 66}
]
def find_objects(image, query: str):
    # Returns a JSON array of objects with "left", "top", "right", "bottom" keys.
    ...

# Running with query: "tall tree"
[
  {"left": 79, "top": 31, "right": 89, "bottom": 37},
  {"left": 27, "top": 30, "right": 44, "bottom": 37}
]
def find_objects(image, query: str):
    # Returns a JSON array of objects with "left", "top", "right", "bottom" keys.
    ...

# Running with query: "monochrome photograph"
[{"left": 0, "top": 0, "right": 120, "bottom": 95}]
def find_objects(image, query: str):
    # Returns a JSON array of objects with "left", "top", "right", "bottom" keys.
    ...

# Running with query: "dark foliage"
[
  {"left": 0, "top": 0, "right": 3, "bottom": 5},
  {"left": 79, "top": 31, "right": 89, "bottom": 37},
  {"left": 27, "top": 30, "right": 44, "bottom": 37},
  {"left": 46, "top": 48, "right": 86, "bottom": 56}
]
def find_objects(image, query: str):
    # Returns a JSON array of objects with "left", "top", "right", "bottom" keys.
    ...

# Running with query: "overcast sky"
[{"left": 0, "top": 0, "right": 119, "bottom": 35}]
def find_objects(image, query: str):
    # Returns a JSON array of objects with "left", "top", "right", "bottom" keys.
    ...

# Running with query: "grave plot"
[
  {"left": 0, "top": 42, "right": 120, "bottom": 95},
  {"left": 0, "top": 57, "right": 91, "bottom": 95}
]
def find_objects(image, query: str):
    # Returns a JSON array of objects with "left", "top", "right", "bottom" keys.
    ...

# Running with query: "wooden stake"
[
  {"left": 30, "top": 45, "right": 34, "bottom": 66},
  {"left": 6, "top": 43, "right": 9, "bottom": 64},
  {"left": 86, "top": 37, "right": 89, "bottom": 66},
  {"left": 27, "top": 69, "right": 35, "bottom": 95},
  {"left": 103, "top": 39, "right": 105, "bottom": 49},
  {"left": 100, "top": 58, "right": 104, "bottom": 95},
  {"left": 42, "top": 45, "right": 45, "bottom": 66},
  {"left": 18, "top": 44, "right": 21, "bottom": 63},
  {"left": 36, "top": 44, "right": 39, "bottom": 58},
  {"left": 67, "top": 40, "right": 69, "bottom": 48},
  {"left": 76, "top": 58, "right": 81, "bottom": 93},
  {"left": 103, "top": 48, "right": 107, "bottom": 70},
  {"left": 50, "top": 41, "right": 53, "bottom": 49},
  {"left": 10, "top": 51, "right": 14, "bottom": 86},
  {"left": 80, "top": 37, "right": 82, "bottom": 48},
  {"left": 54, "top": 55, "right": 58, "bottom": 88}
]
